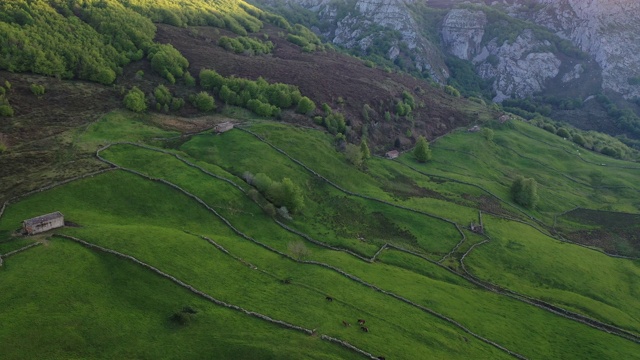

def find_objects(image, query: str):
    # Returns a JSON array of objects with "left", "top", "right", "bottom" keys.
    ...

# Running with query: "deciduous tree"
[{"left": 413, "top": 136, "right": 431, "bottom": 163}]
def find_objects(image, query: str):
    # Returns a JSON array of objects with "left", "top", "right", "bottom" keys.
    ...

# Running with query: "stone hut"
[
  {"left": 23, "top": 212, "right": 64, "bottom": 235},
  {"left": 468, "top": 125, "right": 481, "bottom": 132},
  {"left": 385, "top": 150, "right": 399, "bottom": 159},
  {"left": 214, "top": 121, "right": 234, "bottom": 133}
]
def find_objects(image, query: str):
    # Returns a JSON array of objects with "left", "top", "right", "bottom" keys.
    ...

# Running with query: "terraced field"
[{"left": 1, "top": 112, "right": 639, "bottom": 359}]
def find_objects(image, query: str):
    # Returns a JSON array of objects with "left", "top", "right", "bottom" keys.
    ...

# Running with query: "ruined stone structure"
[
  {"left": 385, "top": 150, "right": 399, "bottom": 159},
  {"left": 214, "top": 122, "right": 234, "bottom": 133},
  {"left": 23, "top": 212, "right": 64, "bottom": 235}
]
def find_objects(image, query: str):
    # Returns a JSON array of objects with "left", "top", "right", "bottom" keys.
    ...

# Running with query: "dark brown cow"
[
  {"left": 342, "top": 320, "right": 350, "bottom": 327},
  {"left": 325, "top": 296, "right": 333, "bottom": 302},
  {"left": 360, "top": 326, "right": 369, "bottom": 332},
  {"left": 357, "top": 319, "right": 366, "bottom": 325}
]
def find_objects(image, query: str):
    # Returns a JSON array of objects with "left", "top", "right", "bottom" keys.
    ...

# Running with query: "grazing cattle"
[
  {"left": 360, "top": 326, "right": 369, "bottom": 332},
  {"left": 377, "top": 357, "right": 386, "bottom": 360},
  {"left": 357, "top": 319, "right": 366, "bottom": 325},
  {"left": 325, "top": 296, "right": 333, "bottom": 302},
  {"left": 342, "top": 320, "right": 350, "bottom": 327}
]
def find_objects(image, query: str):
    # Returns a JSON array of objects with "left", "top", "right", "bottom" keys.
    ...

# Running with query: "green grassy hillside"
[{"left": 1, "top": 111, "right": 639, "bottom": 359}]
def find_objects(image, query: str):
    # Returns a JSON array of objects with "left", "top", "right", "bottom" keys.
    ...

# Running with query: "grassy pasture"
[
  {"left": 0, "top": 240, "right": 355, "bottom": 360},
  {"left": 2, "top": 113, "right": 640, "bottom": 359}
]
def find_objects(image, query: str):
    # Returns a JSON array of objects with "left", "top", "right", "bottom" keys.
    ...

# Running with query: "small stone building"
[
  {"left": 468, "top": 125, "right": 481, "bottom": 133},
  {"left": 214, "top": 121, "right": 234, "bottom": 133},
  {"left": 23, "top": 212, "right": 64, "bottom": 235},
  {"left": 498, "top": 114, "right": 511, "bottom": 123},
  {"left": 385, "top": 150, "right": 399, "bottom": 159}
]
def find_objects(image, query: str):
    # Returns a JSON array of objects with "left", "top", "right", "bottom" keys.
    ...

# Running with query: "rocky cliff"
[
  {"left": 513, "top": 0, "right": 640, "bottom": 99},
  {"left": 256, "top": 0, "right": 640, "bottom": 102},
  {"left": 258, "top": 0, "right": 449, "bottom": 82}
]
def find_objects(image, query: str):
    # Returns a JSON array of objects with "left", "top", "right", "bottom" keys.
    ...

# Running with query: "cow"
[
  {"left": 360, "top": 326, "right": 369, "bottom": 332},
  {"left": 342, "top": 320, "right": 350, "bottom": 327},
  {"left": 357, "top": 319, "right": 366, "bottom": 325},
  {"left": 325, "top": 296, "right": 333, "bottom": 302}
]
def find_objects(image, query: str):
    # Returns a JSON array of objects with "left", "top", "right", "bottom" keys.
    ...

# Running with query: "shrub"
[
  {"left": 199, "top": 69, "right": 225, "bottom": 90},
  {"left": 0, "top": 104, "right": 14, "bottom": 117},
  {"left": 154, "top": 85, "right": 172, "bottom": 106},
  {"left": 170, "top": 97, "right": 185, "bottom": 111},
  {"left": 30, "top": 84, "right": 45, "bottom": 96},
  {"left": 193, "top": 92, "right": 216, "bottom": 112},
  {"left": 296, "top": 96, "right": 316, "bottom": 114},
  {"left": 183, "top": 71, "right": 196, "bottom": 87},
  {"left": 123, "top": 87, "right": 146, "bottom": 112},
  {"left": 572, "top": 133, "right": 586, "bottom": 147},
  {"left": 288, "top": 241, "right": 310, "bottom": 260},
  {"left": 542, "top": 123, "right": 557, "bottom": 133},
  {"left": 556, "top": 127, "right": 570, "bottom": 138},
  {"left": 345, "top": 143, "right": 364, "bottom": 168},
  {"left": 287, "top": 34, "right": 309, "bottom": 47},
  {"left": 481, "top": 128, "right": 494, "bottom": 142},
  {"left": 444, "top": 85, "right": 461, "bottom": 97},
  {"left": 360, "top": 139, "right": 371, "bottom": 160},
  {"left": 263, "top": 203, "right": 277, "bottom": 217}
]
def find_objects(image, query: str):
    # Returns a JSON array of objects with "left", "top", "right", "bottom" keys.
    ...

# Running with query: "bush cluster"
[
  {"left": 147, "top": 44, "right": 189, "bottom": 84},
  {"left": 218, "top": 36, "right": 274, "bottom": 55},
  {"left": 199, "top": 69, "right": 313, "bottom": 118},
  {"left": 246, "top": 172, "right": 304, "bottom": 214}
]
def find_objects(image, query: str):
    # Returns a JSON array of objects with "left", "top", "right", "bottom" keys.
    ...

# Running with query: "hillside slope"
[
  {"left": 255, "top": 0, "right": 640, "bottom": 137},
  {"left": 1, "top": 112, "right": 639, "bottom": 359}
]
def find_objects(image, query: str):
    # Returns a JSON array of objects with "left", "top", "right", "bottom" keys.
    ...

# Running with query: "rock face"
[
  {"left": 521, "top": 0, "right": 640, "bottom": 99},
  {"left": 257, "top": 0, "right": 640, "bottom": 100},
  {"left": 441, "top": 9, "right": 566, "bottom": 101},
  {"left": 441, "top": 9, "right": 487, "bottom": 60},
  {"left": 259, "top": 0, "right": 449, "bottom": 82},
  {"left": 476, "top": 31, "right": 562, "bottom": 102}
]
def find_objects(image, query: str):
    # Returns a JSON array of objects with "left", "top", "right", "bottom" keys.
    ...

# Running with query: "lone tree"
[
  {"left": 123, "top": 87, "right": 146, "bottom": 112},
  {"left": 413, "top": 136, "right": 432, "bottom": 163},
  {"left": 511, "top": 175, "right": 539, "bottom": 209},
  {"left": 345, "top": 143, "right": 364, "bottom": 168},
  {"left": 288, "top": 241, "right": 310, "bottom": 260},
  {"left": 360, "top": 138, "right": 371, "bottom": 160}
]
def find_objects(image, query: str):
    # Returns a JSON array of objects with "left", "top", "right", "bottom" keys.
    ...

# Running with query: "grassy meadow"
[{"left": 1, "top": 112, "right": 640, "bottom": 359}]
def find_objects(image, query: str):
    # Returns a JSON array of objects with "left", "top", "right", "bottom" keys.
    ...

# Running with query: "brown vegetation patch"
[
  {"left": 381, "top": 174, "right": 446, "bottom": 201},
  {"left": 154, "top": 24, "right": 495, "bottom": 152},
  {"left": 559, "top": 208, "right": 640, "bottom": 257},
  {"left": 564, "top": 229, "right": 639, "bottom": 257},
  {"left": 461, "top": 194, "right": 512, "bottom": 217}
]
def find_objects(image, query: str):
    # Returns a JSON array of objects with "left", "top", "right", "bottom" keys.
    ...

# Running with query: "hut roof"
[
  {"left": 23, "top": 212, "right": 64, "bottom": 226},
  {"left": 385, "top": 150, "right": 400, "bottom": 159}
]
